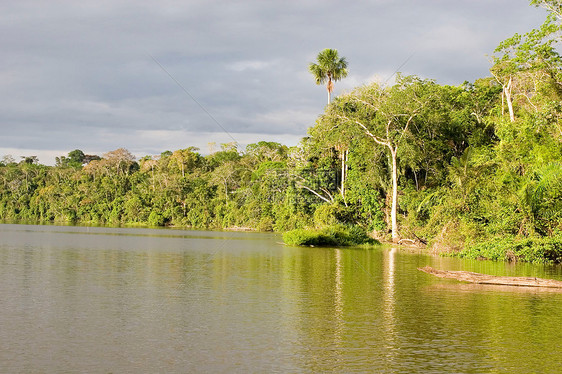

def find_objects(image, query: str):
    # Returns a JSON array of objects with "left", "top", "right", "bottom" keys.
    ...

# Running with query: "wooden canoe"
[{"left": 418, "top": 266, "right": 562, "bottom": 289}]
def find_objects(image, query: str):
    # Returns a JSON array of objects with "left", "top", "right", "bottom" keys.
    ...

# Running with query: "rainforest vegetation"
[{"left": 1, "top": 1, "right": 561, "bottom": 262}]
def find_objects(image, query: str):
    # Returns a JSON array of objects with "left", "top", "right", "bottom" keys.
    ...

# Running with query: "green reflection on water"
[{"left": 0, "top": 224, "right": 561, "bottom": 373}]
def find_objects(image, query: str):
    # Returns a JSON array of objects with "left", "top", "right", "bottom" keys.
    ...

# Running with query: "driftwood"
[{"left": 418, "top": 266, "right": 562, "bottom": 289}]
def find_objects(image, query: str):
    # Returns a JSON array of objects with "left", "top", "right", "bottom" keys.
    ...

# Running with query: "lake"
[{"left": 1, "top": 224, "right": 561, "bottom": 373}]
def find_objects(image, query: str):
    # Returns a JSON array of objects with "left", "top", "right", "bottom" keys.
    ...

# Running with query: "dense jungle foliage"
[{"left": 1, "top": 1, "right": 561, "bottom": 261}]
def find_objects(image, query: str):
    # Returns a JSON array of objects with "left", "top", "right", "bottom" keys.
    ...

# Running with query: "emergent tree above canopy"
[{"left": 309, "top": 48, "right": 349, "bottom": 104}]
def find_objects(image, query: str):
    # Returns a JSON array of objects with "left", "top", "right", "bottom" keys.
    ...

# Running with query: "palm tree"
[{"left": 309, "top": 49, "right": 349, "bottom": 104}]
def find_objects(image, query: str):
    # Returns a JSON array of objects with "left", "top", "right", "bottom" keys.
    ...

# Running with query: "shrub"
[
  {"left": 313, "top": 204, "right": 339, "bottom": 227},
  {"left": 257, "top": 216, "right": 274, "bottom": 232},
  {"left": 454, "top": 234, "right": 562, "bottom": 264},
  {"left": 283, "top": 224, "right": 379, "bottom": 247},
  {"left": 148, "top": 211, "right": 165, "bottom": 226}
]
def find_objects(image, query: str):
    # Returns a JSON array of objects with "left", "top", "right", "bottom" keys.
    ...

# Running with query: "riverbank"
[
  {"left": 374, "top": 232, "right": 562, "bottom": 265},
  {"left": 438, "top": 235, "right": 562, "bottom": 265},
  {"left": 3, "top": 218, "right": 562, "bottom": 265}
]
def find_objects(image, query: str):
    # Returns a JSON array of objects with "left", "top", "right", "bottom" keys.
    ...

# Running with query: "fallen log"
[{"left": 418, "top": 266, "right": 562, "bottom": 289}]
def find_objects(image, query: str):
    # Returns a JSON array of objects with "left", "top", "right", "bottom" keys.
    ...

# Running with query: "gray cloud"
[{"left": 0, "top": 0, "right": 549, "bottom": 164}]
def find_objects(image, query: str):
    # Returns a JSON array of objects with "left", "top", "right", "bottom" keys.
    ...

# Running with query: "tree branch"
[
  {"left": 297, "top": 183, "right": 334, "bottom": 203},
  {"left": 334, "top": 114, "right": 390, "bottom": 147}
]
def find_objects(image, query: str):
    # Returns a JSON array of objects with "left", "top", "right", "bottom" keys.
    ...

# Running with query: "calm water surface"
[{"left": 1, "top": 224, "right": 561, "bottom": 373}]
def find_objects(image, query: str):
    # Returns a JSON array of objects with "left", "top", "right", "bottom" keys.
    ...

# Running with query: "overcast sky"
[{"left": 0, "top": 0, "right": 549, "bottom": 164}]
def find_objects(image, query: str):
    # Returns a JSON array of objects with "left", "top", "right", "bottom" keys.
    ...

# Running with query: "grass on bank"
[{"left": 283, "top": 224, "right": 380, "bottom": 247}]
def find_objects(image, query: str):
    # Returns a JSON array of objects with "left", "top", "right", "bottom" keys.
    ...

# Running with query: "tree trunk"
[
  {"left": 340, "top": 149, "right": 347, "bottom": 201},
  {"left": 505, "top": 77, "right": 515, "bottom": 123},
  {"left": 390, "top": 146, "right": 398, "bottom": 241},
  {"left": 418, "top": 266, "right": 562, "bottom": 288}
]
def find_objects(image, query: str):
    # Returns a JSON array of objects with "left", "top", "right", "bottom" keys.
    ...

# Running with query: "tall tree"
[
  {"left": 309, "top": 49, "right": 350, "bottom": 199},
  {"left": 309, "top": 49, "right": 349, "bottom": 104},
  {"left": 68, "top": 149, "right": 85, "bottom": 166},
  {"left": 170, "top": 147, "right": 200, "bottom": 178},
  {"left": 307, "top": 109, "right": 360, "bottom": 201},
  {"left": 328, "top": 76, "right": 436, "bottom": 241},
  {"left": 103, "top": 148, "right": 137, "bottom": 176},
  {"left": 491, "top": 0, "right": 562, "bottom": 122}
]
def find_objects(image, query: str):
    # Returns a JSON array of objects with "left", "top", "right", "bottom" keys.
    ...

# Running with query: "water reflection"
[
  {"left": 334, "top": 249, "right": 344, "bottom": 347},
  {"left": 0, "top": 224, "right": 561, "bottom": 373},
  {"left": 382, "top": 247, "right": 397, "bottom": 363}
]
